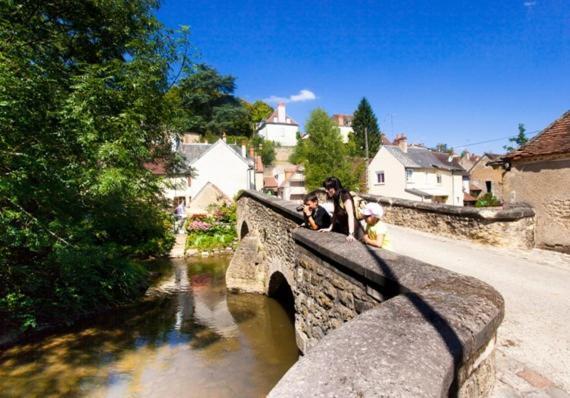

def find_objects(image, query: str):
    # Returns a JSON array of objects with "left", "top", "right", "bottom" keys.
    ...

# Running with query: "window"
[
  {"left": 405, "top": 169, "right": 413, "bottom": 182},
  {"left": 486, "top": 181, "right": 492, "bottom": 193},
  {"left": 376, "top": 171, "right": 385, "bottom": 184},
  {"left": 437, "top": 174, "right": 442, "bottom": 184}
]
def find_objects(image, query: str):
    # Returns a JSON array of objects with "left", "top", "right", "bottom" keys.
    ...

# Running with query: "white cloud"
[
  {"left": 265, "top": 89, "right": 317, "bottom": 104},
  {"left": 524, "top": 1, "right": 536, "bottom": 8}
]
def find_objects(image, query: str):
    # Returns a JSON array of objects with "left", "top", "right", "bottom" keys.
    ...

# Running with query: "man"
[{"left": 302, "top": 191, "right": 331, "bottom": 231}]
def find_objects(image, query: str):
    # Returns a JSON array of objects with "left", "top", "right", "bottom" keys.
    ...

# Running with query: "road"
[{"left": 387, "top": 224, "right": 570, "bottom": 398}]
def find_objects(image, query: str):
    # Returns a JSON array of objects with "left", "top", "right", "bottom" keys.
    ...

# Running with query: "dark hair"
[
  {"left": 303, "top": 191, "right": 319, "bottom": 204},
  {"left": 323, "top": 176, "right": 343, "bottom": 191}
]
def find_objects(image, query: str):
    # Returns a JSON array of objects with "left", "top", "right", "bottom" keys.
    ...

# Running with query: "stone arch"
[
  {"left": 267, "top": 271, "right": 295, "bottom": 320},
  {"left": 239, "top": 221, "right": 250, "bottom": 240}
]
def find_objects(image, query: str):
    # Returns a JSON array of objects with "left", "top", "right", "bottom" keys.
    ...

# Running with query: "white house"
[
  {"left": 331, "top": 114, "right": 354, "bottom": 144},
  {"left": 162, "top": 139, "right": 254, "bottom": 208},
  {"left": 274, "top": 165, "right": 306, "bottom": 202},
  {"left": 367, "top": 136, "right": 465, "bottom": 206},
  {"left": 256, "top": 102, "right": 299, "bottom": 147}
]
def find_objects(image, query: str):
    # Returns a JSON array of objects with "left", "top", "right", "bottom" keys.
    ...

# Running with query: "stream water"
[{"left": 0, "top": 255, "right": 299, "bottom": 397}]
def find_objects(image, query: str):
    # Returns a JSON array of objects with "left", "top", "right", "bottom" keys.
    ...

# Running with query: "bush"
[
  {"left": 185, "top": 203, "right": 237, "bottom": 251},
  {"left": 475, "top": 193, "right": 501, "bottom": 208}
]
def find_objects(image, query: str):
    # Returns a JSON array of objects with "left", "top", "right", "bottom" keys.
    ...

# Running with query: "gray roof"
[
  {"left": 178, "top": 141, "right": 250, "bottom": 165},
  {"left": 384, "top": 145, "right": 465, "bottom": 172}
]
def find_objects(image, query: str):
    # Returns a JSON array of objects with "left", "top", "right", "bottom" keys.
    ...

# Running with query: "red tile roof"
[
  {"left": 143, "top": 161, "right": 167, "bottom": 175},
  {"left": 505, "top": 110, "right": 570, "bottom": 160},
  {"left": 263, "top": 176, "right": 278, "bottom": 188}
]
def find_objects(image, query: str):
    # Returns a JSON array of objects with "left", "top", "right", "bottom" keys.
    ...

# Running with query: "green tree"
[
  {"left": 433, "top": 143, "right": 454, "bottom": 154},
  {"left": 251, "top": 135, "right": 278, "bottom": 166},
  {"left": 0, "top": 0, "right": 178, "bottom": 330},
  {"left": 246, "top": 100, "right": 273, "bottom": 125},
  {"left": 504, "top": 123, "right": 528, "bottom": 152},
  {"left": 351, "top": 98, "right": 382, "bottom": 157},
  {"left": 301, "top": 109, "right": 359, "bottom": 190},
  {"left": 175, "top": 64, "right": 249, "bottom": 136}
]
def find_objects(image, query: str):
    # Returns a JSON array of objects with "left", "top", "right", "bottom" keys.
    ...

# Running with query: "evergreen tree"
[
  {"left": 351, "top": 98, "right": 382, "bottom": 157},
  {"left": 301, "top": 109, "right": 359, "bottom": 190},
  {"left": 504, "top": 123, "right": 529, "bottom": 152}
]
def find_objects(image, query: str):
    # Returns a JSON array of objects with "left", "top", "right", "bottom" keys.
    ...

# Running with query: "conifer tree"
[{"left": 351, "top": 98, "right": 382, "bottom": 157}]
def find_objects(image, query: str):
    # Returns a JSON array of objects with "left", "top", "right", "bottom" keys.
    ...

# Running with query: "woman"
[{"left": 320, "top": 177, "right": 363, "bottom": 242}]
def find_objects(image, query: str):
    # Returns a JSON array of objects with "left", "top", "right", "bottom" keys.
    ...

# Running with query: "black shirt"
[
  {"left": 331, "top": 189, "right": 364, "bottom": 239},
  {"left": 304, "top": 205, "right": 331, "bottom": 230}
]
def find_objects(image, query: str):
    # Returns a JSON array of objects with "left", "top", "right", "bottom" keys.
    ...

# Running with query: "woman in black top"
[{"left": 320, "top": 177, "right": 363, "bottom": 242}]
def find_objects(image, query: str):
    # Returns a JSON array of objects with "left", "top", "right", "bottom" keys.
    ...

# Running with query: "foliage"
[
  {"left": 245, "top": 100, "right": 273, "bottom": 125},
  {"left": 351, "top": 98, "right": 382, "bottom": 157},
  {"left": 297, "top": 109, "right": 359, "bottom": 190},
  {"left": 185, "top": 203, "right": 237, "bottom": 251},
  {"left": 475, "top": 193, "right": 501, "bottom": 208},
  {"left": 251, "top": 135, "right": 278, "bottom": 166},
  {"left": 172, "top": 64, "right": 250, "bottom": 136},
  {"left": 433, "top": 143, "right": 454, "bottom": 154},
  {"left": 504, "top": 123, "right": 528, "bottom": 152},
  {"left": 289, "top": 132, "right": 308, "bottom": 164},
  {"left": 0, "top": 0, "right": 178, "bottom": 331}
]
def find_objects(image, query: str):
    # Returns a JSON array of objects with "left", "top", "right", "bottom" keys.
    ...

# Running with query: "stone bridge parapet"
[
  {"left": 227, "top": 190, "right": 504, "bottom": 397},
  {"left": 359, "top": 193, "right": 536, "bottom": 249}
]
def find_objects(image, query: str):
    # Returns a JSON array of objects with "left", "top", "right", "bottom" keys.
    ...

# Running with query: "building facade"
[
  {"left": 501, "top": 110, "right": 570, "bottom": 253},
  {"left": 256, "top": 102, "right": 299, "bottom": 147},
  {"left": 331, "top": 114, "right": 354, "bottom": 144},
  {"left": 367, "top": 136, "right": 465, "bottom": 206}
]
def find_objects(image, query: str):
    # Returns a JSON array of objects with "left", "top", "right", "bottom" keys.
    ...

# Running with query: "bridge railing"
[{"left": 230, "top": 190, "right": 504, "bottom": 397}]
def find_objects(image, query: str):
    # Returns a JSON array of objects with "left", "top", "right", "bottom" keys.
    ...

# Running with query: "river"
[{"left": 0, "top": 255, "right": 299, "bottom": 397}]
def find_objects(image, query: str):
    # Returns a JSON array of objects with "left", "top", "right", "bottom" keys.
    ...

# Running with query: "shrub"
[{"left": 475, "top": 193, "right": 501, "bottom": 208}]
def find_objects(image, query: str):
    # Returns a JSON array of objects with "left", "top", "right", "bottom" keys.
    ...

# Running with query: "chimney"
[
  {"left": 396, "top": 134, "right": 408, "bottom": 153},
  {"left": 338, "top": 115, "right": 344, "bottom": 126},
  {"left": 241, "top": 144, "right": 246, "bottom": 158},
  {"left": 249, "top": 146, "right": 255, "bottom": 159},
  {"left": 277, "top": 102, "right": 286, "bottom": 123}
]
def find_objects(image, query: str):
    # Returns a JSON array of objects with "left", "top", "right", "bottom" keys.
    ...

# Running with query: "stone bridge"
[{"left": 226, "top": 190, "right": 505, "bottom": 397}]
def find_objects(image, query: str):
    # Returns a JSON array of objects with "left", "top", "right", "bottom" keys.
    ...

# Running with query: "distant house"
[
  {"left": 331, "top": 114, "right": 354, "bottom": 143},
  {"left": 256, "top": 102, "right": 299, "bottom": 147},
  {"left": 161, "top": 139, "right": 254, "bottom": 209},
  {"left": 500, "top": 110, "right": 570, "bottom": 253},
  {"left": 277, "top": 165, "right": 307, "bottom": 202},
  {"left": 367, "top": 135, "right": 465, "bottom": 206},
  {"left": 468, "top": 153, "right": 505, "bottom": 202}
]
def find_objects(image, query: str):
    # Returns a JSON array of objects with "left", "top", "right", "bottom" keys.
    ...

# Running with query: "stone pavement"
[
  {"left": 169, "top": 233, "right": 186, "bottom": 258},
  {"left": 387, "top": 224, "right": 570, "bottom": 397}
]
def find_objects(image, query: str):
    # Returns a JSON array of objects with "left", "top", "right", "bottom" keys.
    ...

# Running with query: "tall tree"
[
  {"left": 175, "top": 64, "right": 250, "bottom": 135},
  {"left": 351, "top": 98, "right": 382, "bottom": 157},
  {"left": 0, "top": 0, "right": 178, "bottom": 330},
  {"left": 299, "top": 109, "right": 359, "bottom": 190},
  {"left": 504, "top": 123, "right": 529, "bottom": 152}
]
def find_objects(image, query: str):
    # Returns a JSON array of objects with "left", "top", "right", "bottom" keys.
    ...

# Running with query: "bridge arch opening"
[
  {"left": 239, "top": 221, "right": 249, "bottom": 240},
  {"left": 268, "top": 272, "right": 295, "bottom": 320}
]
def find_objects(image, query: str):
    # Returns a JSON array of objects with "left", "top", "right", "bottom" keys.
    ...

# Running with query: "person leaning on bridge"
[
  {"left": 320, "top": 176, "right": 364, "bottom": 242},
  {"left": 301, "top": 191, "right": 331, "bottom": 231}
]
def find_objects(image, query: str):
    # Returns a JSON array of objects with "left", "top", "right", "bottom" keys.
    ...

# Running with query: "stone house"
[
  {"left": 367, "top": 135, "right": 465, "bottom": 206},
  {"left": 276, "top": 165, "right": 307, "bottom": 202},
  {"left": 331, "top": 114, "right": 354, "bottom": 143},
  {"left": 468, "top": 153, "right": 504, "bottom": 202},
  {"left": 500, "top": 110, "right": 570, "bottom": 253},
  {"left": 256, "top": 102, "right": 299, "bottom": 147}
]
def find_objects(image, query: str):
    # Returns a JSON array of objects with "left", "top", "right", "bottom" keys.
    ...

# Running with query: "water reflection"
[{"left": 0, "top": 256, "right": 299, "bottom": 398}]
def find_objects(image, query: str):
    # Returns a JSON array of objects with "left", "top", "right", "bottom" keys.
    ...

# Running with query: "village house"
[
  {"left": 256, "top": 102, "right": 299, "bottom": 147},
  {"left": 157, "top": 138, "right": 256, "bottom": 211},
  {"left": 367, "top": 135, "right": 465, "bottom": 206},
  {"left": 331, "top": 114, "right": 354, "bottom": 143},
  {"left": 499, "top": 110, "right": 570, "bottom": 253},
  {"left": 467, "top": 153, "right": 505, "bottom": 202}
]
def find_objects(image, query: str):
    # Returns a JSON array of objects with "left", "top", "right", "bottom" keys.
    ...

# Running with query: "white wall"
[
  {"left": 190, "top": 142, "right": 251, "bottom": 199},
  {"left": 258, "top": 124, "right": 299, "bottom": 147},
  {"left": 339, "top": 126, "right": 353, "bottom": 144},
  {"left": 367, "top": 147, "right": 418, "bottom": 200}
]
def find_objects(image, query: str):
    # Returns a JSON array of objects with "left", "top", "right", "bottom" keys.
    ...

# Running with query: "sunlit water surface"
[{"left": 0, "top": 255, "right": 299, "bottom": 397}]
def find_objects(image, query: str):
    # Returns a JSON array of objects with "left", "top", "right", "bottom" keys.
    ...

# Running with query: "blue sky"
[{"left": 157, "top": 0, "right": 570, "bottom": 153}]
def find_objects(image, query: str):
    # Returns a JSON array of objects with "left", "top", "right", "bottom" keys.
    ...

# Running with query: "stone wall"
[
  {"left": 503, "top": 157, "right": 570, "bottom": 253},
  {"left": 229, "top": 190, "right": 505, "bottom": 397},
  {"left": 360, "top": 193, "right": 535, "bottom": 249}
]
